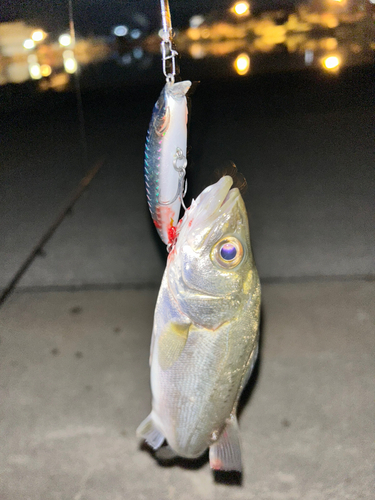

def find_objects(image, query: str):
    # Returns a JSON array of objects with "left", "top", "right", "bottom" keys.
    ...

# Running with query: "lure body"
[
  {"left": 137, "top": 176, "right": 261, "bottom": 471},
  {"left": 144, "top": 80, "right": 191, "bottom": 245}
]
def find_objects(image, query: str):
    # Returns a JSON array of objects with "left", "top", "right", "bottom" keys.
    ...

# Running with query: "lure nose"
[{"left": 167, "top": 80, "right": 192, "bottom": 99}]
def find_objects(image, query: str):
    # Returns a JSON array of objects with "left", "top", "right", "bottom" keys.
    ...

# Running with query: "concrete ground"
[
  {"left": 0, "top": 281, "right": 374, "bottom": 499},
  {"left": 1, "top": 67, "right": 374, "bottom": 498}
]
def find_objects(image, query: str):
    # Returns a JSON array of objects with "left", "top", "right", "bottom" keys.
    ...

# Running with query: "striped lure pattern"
[{"left": 144, "top": 80, "right": 191, "bottom": 245}]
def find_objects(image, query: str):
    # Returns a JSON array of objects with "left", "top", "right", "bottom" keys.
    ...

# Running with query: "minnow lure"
[
  {"left": 144, "top": 0, "right": 191, "bottom": 246},
  {"left": 144, "top": 80, "right": 191, "bottom": 245},
  {"left": 137, "top": 176, "right": 261, "bottom": 471}
]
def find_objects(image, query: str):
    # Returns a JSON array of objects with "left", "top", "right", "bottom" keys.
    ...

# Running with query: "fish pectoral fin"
[
  {"left": 209, "top": 414, "right": 242, "bottom": 472},
  {"left": 155, "top": 445, "right": 178, "bottom": 461},
  {"left": 136, "top": 413, "right": 165, "bottom": 450},
  {"left": 158, "top": 321, "right": 191, "bottom": 370}
]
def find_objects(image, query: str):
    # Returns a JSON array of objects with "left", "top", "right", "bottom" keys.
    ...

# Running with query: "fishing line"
[{"left": 68, "top": 0, "right": 89, "bottom": 172}]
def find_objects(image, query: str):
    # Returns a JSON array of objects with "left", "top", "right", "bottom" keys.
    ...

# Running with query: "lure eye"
[{"left": 211, "top": 237, "right": 243, "bottom": 269}]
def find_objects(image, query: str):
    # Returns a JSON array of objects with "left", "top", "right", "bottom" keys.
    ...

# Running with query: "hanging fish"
[
  {"left": 144, "top": 80, "right": 191, "bottom": 246},
  {"left": 137, "top": 175, "right": 261, "bottom": 472}
]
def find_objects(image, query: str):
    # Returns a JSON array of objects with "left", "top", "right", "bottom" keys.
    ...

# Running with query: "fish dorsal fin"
[
  {"left": 158, "top": 321, "right": 190, "bottom": 370},
  {"left": 209, "top": 414, "right": 242, "bottom": 472}
]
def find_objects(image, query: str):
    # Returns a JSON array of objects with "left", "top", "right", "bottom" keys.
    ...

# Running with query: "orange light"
[
  {"left": 232, "top": 2, "right": 250, "bottom": 16},
  {"left": 31, "top": 30, "right": 45, "bottom": 42},
  {"left": 234, "top": 53, "right": 250, "bottom": 75},
  {"left": 40, "top": 64, "right": 52, "bottom": 77},
  {"left": 322, "top": 55, "right": 340, "bottom": 71}
]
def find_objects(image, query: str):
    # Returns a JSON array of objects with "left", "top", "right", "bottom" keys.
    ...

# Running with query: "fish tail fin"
[
  {"left": 209, "top": 414, "right": 242, "bottom": 472},
  {"left": 136, "top": 413, "right": 165, "bottom": 450}
]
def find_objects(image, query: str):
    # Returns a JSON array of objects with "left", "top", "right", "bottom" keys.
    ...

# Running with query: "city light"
[
  {"left": 322, "top": 55, "right": 341, "bottom": 71},
  {"left": 23, "top": 39, "right": 35, "bottom": 50},
  {"left": 59, "top": 34, "right": 72, "bottom": 47},
  {"left": 234, "top": 53, "right": 250, "bottom": 75},
  {"left": 113, "top": 25, "right": 128, "bottom": 37},
  {"left": 305, "top": 49, "right": 314, "bottom": 65},
  {"left": 31, "top": 30, "right": 45, "bottom": 42},
  {"left": 40, "top": 64, "right": 52, "bottom": 77},
  {"left": 29, "top": 63, "right": 42, "bottom": 79},
  {"left": 63, "top": 50, "right": 78, "bottom": 74},
  {"left": 189, "top": 15, "right": 205, "bottom": 28},
  {"left": 232, "top": 2, "right": 250, "bottom": 16},
  {"left": 130, "top": 29, "right": 142, "bottom": 40},
  {"left": 133, "top": 47, "right": 143, "bottom": 59}
]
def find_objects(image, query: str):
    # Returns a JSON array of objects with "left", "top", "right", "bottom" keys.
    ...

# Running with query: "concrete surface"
[{"left": 0, "top": 280, "right": 374, "bottom": 499}]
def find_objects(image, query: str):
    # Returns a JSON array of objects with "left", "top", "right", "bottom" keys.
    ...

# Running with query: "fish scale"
[{"left": 137, "top": 176, "right": 261, "bottom": 472}]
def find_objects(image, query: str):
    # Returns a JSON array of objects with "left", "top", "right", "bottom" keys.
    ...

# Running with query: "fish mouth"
[
  {"left": 166, "top": 80, "right": 191, "bottom": 99},
  {"left": 175, "top": 175, "right": 241, "bottom": 251},
  {"left": 190, "top": 176, "right": 240, "bottom": 228}
]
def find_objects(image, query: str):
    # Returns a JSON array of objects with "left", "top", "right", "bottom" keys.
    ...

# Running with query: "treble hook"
[{"left": 159, "top": 148, "right": 187, "bottom": 207}]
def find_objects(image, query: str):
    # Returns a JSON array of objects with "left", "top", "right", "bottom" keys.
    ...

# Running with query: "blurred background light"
[
  {"left": 40, "top": 64, "right": 52, "bottom": 77},
  {"left": 29, "top": 63, "right": 42, "bottom": 79},
  {"left": 234, "top": 53, "right": 250, "bottom": 75},
  {"left": 113, "top": 25, "right": 128, "bottom": 37},
  {"left": 232, "top": 1, "right": 250, "bottom": 16},
  {"left": 189, "top": 43, "right": 205, "bottom": 59},
  {"left": 189, "top": 15, "right": 205, "bottom": 28},
  {"left": 63, "top": 50, "right": 78, "bottom": 74},
  {"left": 322, "top": 54, "right": 341, "bottom": 71},
  {"left": 133, "top": 47, "right": 143, "bottom": 59},
  {"left": 23, "top": 39, "right": 35, "bottom": 50},
  {"left": 121, "top": 54, "right": 132, "bottom": 65},
  {"left": 130, "top": 29, "right": 141, "bottom": 40},
  {"left": 31, "top": 30, "right": 45, "bottom": 42},
  {"left": 305, "top": 49, "right": 314, "bottom": 65},
  {"left": 59, "top": 34, "right": 72, "bottom": 47}
]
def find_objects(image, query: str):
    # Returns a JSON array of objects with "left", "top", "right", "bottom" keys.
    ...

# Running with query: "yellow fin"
[{"left": 158, "top": 321, "right": 190, "bottom": 370}]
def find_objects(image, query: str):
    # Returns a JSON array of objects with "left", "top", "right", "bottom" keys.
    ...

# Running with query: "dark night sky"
[{"left": 0, "top": 0, "right": 299, "bottom": 35}]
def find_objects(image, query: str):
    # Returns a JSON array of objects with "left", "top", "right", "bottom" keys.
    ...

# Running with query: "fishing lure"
[{"left": 144, "top": 0, "right": 191, "bottom": 246}]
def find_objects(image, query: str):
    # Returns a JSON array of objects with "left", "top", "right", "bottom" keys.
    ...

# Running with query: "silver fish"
[{"left": 137, "top": 175, "right": 261, "bottom": 471}]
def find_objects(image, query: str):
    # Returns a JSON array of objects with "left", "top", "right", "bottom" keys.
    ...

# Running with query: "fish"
[
  {"left": 144, "top": 80, "right": 192, "bottom": 246},
  {"left": 137, "top": 175, "right": 261, "bottom": 471}
]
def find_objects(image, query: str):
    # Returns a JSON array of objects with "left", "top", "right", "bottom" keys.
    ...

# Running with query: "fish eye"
[{"left": 211, "top": 237, "right": 243, "bottom": 269}]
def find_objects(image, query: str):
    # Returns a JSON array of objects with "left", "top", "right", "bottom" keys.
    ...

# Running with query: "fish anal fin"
[
  {"left": 209, "top": 414, "right": 242, "bottom": 472},
  {"left": 158, "top": 321, "right": 190, "bottom": 370},
  {"left": 136, "top": 413, "right": 165, "bottom": 450}
]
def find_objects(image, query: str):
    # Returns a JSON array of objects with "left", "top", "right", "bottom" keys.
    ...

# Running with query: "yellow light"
[
  {"left": 23, "top": 39, "right": 35, "bottom": 49},
  {"left": 31, "top": 30, "right": 44, "bottom": 42},
  {"left": 63, "top": 51, "right": 78, "bottom": 74},
  {"left": 322, "top": 55, "right": 340, "bottom": 71},
  {"left": 233, "top": 1, "right": 250, "bottom": 16},
  {"left": 40, "top": 64, "right": 52, "bottom": 77},
  {"left": 234, "top": 53, "right": 250, "bottom": 75},
  {"left": 59, "top": 34, "right": 72, "bottom": 47},
  {"left": 189, "top": 43, "right": 205, "bottom": 59},
  {"left": 29, "top": 63, "right": 42, "bottom": 80}
]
